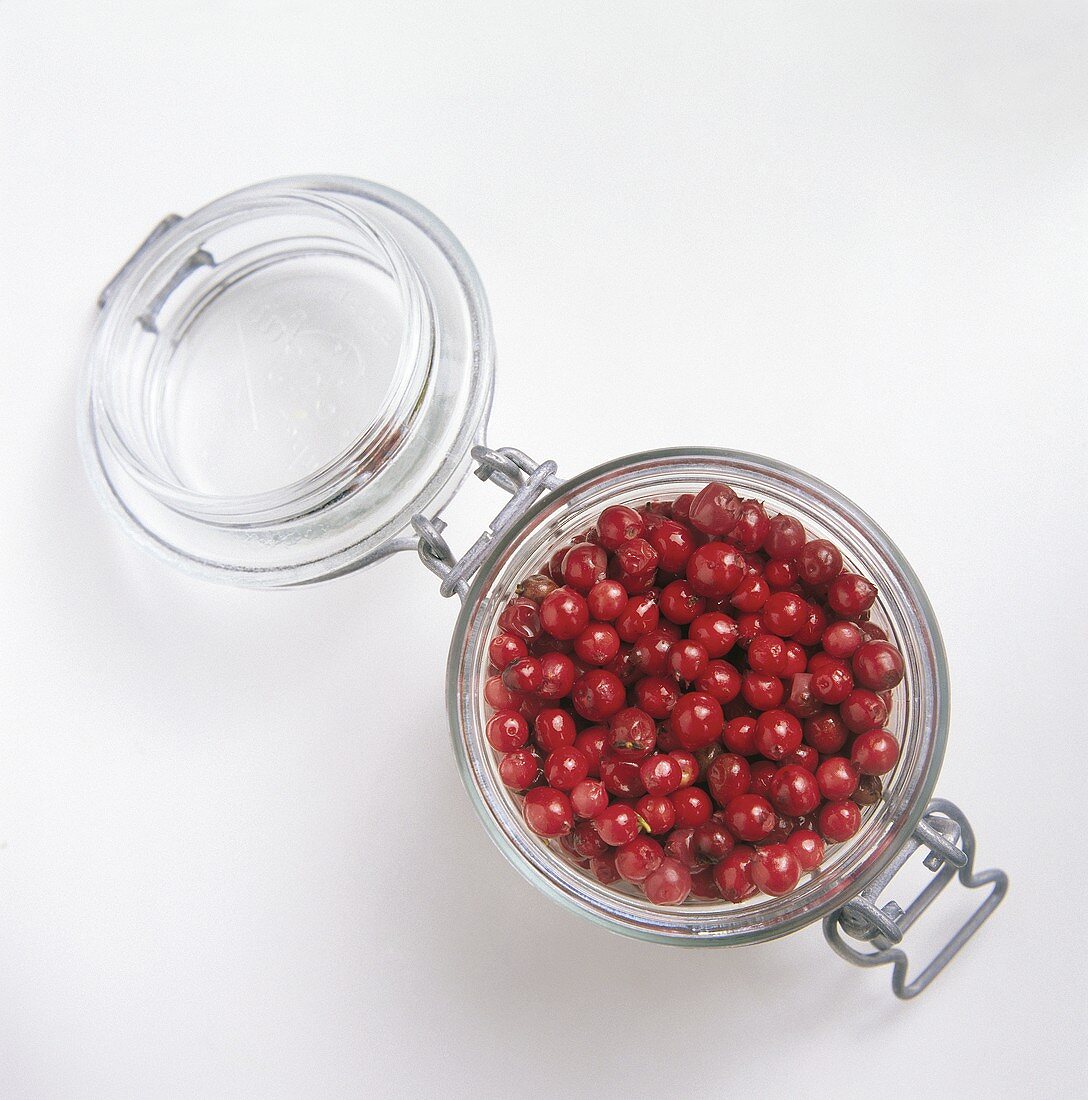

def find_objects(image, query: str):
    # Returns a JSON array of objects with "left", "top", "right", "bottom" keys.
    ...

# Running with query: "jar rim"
[{"left": 448, "top": 447, "right": 949, "bottom": 946}]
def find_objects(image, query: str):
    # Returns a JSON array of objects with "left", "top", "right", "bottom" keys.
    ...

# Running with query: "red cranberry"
[
  {"left": 646, "top": 519, "right": 696, "bottom": 572},
  {"left": 630, "top": 629, "right": 673, "bottom": 675},
  {"left": 785, "top": 672, "right": 821, "bottom": 718},
  {"left": 816, "top": 756, "right": 860, "bottom": 800},
  {"left": 569, "top": 819, "right": 609, "bottom": 858},
  {"left": 489, "top": 632, "right": 528, "bottom": 670},
  {"left": 484, "top": 674, "right": 521, "bottom": 711},
  {"left": 735, "top": 612, "right": 764, "bottom": 648},
  {"left": 706, "top": 753, "right": 752, "bottom": 806},
  {"left": 763, "top": 559, "right": 796, "bottom": 589},
  {"left": 693, "top": 818, "right": 735, "bottom": 863},
  {"left": 615, "top": 537, "right": 659, "bottom": 579},
  {"left": 599, "top": 752, "right": 647, "bottom": 799},
  {"left": 544, "top": 747, "right": 590, "bottom": 790},
  {"left": 748, "top": 633, "right": 787, "bottom": 675},
  {"left": 811, "top": 657, "right": 854, "bottom": 705},
  {"left": 539, "top": 587, "right": 590, "bottom": 640},
  {"left": 524, "top": 787, "right": 574, "bottom": 837},
  {"left": 796, "top": 538, "right": 843, "bottom": 587},
  {"left": 643, "top": 857, "right": 693, "bottom": 904},
  {"left": 687, "top": 542, "right": 746, "bottom": 598},
  {"left": 561, "top": 543, "right": 608, "bottom": 593},
  {"left": 664, "top": 827, "right": 701, "bottom": 871},
  {"left": 822, "top": 621, "right": 864, "bottom": 659},
  {"left": 633, "top": 674, "right": 681, "bottom": 719},
  {"left": 783, "top": 743, "right": 819, "bottom": 773},
  {"left": 574, "top": 727, "right": 608, "bottom": 775},
  {"left": 695, "top": 660, "right": 742, "bottom": 704},
  {"left": 499, "top": 749, "right": 540, "bottom": 790},
  {"left": 786, "top": 828, "right": 825, "bottom": 871},
  {"left": 636, "top": 794, "right": 676, "bottom": 834},
  {"left": 587, "top": 579, "right": 628, "bottom": 621},
  {"left": 668, "top": 640, "right": 709, "bottom": 683},
  {"left": 840, "top": 688, "right": 889, "bottom": 734},
  {"left": 486, "top": 710, "right": 530, "bottom": 752},
  {"left": 723, "top": 793, "right": 776, "bottom": 842},
  {"left": 714, "top": 845, "right": 757, "bottom": 902},
  {"left": 690, "top": 867, "right": 721, "bottom": 899},
  {"left": 615, "top": 836, "right": 665, "bottom": 883},
  {"left": 818, "top": 799, "right": 862, "bottom": 842},
  {"left": 570, "top": 778, "right": 609, "bottom": 818},
  {"left": 671, "top": 787, "right": 713, "bottom": 828},
  {"left": 499, "top": 597, "right": 542, "bottom": 640},
  {"left": 722, "top": 715, "right": 758, "bottom": 755},
  {"left": 572, "top": 669, "right": 626, "bottom": 721},
  {"left": 639, "top": 752, "right": 683, "bottom": 796},
  {"left": 658, "top": 579, "right": 707, "bottom": 625},
  {"left": 729, "top": 572, "right": 770, "bottom": 612},
  {"left": 594, "top": 803, "right": 641, "bottom": 846},
  {"left": 781, "top": 641, "right": 807, "bottom": 677},
  {"left": 731, "top": 500, "right": 770, "bottom": 552},
  {"left": 803, "top": 708, "right": 849, "bottom": 754},
  {"left": 669, "top": 691, "right": 724, "bottom": 751},
  {"left": 742, "top": 670, "right": 785, "bottom": 711},
  {"left": 598, "top": 505, "right": 645, "bottom": 550},
  {"left": 754, "top": 709, "right": 802, "bottom": 761},
  {"left": 791, "top": 601, "right": 828, "bottom": 646},
  {"left": 687, "top": 611, "right": 738, "bottom": 657},
  {"left": 852, "top": 640, "right": 905, "bottom": 691},
  {"left": 765, "top": 515, "right": 806, "bottom": 561},
  {"left": 688, "top": 481, "right": 741, "bottom": 536},
  {"left": 768, "top": 764, "right": 820, "bottom": 816},
  {"left": 762, "top": 591, "right": 807, "bottom": 637},
  {"left": 590, "top": 853, "right": 619, "bottom": 884},
  {"left": 502, "top": 656, "right": 543, "bottom": 694},
  {"left": 851, "top": 729, "right": 901, "bottom": 775},
  {"left": 827, "top": 573, "right": 877, "bottom": 618},
  {"left": 670, "top": 750, "right": 700, "bottom": 787},
  {"left": 533, "top": 708, "right": 577, "bottom": 752},
  {"left": 609, "top": 707, "right": 657, "bottom": 759},
  {"left": 751, "top": 843, "right": 802, "bottom": 896},
  {"left": 614, "top": 594, "right": 660, "bottom": 642},
  {"left": 536, "top": 652, "right": 576, "bottom": 700},
  {"left": 573, "top": 623, "right": 621, "bottom": 666},
  {"left": 749, "top": 761, "right": 777, "bottom": 799}
]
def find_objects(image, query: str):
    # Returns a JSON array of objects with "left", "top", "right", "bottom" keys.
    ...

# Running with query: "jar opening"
[{"left": 93, "top": 189, "right": 434, "bottom": 526}]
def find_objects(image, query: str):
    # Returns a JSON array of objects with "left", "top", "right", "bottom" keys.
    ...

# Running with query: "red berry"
[
  {"left": 670, "top": 787, "right": 713, "bottom": 828},
  {"left": 732, "top": 500, "right": 770, "bottom": 552},
  {"left": 598, "top": 505, "right": 645, "bottom": 551},
  {"left": 574, "top": 727, "right": 608, "bottom": 776},
  {"left": 852, "top": 640, "right": 905, "bottom": 691},
  {"left": 573, "top": 622, "right": 621, "bottom": 666},
  {"left": 499, "top": 597, "right": 542, "bottom": 640},
  {"left": 670, "top": 750, "right": 700, "bottom": 787},
  {"left": 561, "top": 543, "right": 608, "bottom": 593},
  {"left": 750, "top": 843, "right": 802, "bottom": 896},
  {"left": 827, "top": 573, "right": 877, "bottom": 618},
  {"left": 524, "top": 787, "right": 574, "bottom": 837},
  {"left": 768, "top": 764, "right": 821, "bottom": 816},
  {"left": 687, "top": 542, "right": 746, "bottom": 598},
  {"left": 723, "top": 793, "right": 776, "bottom": 842},
  {"left": 816, "top": 756, "right": 860, "bottom": 800},
  {"left": 484, "top": 674, "right": 521, "bottom": 711},
  {"left": 630, "top": 629, "right": 673, "bottom": 675},
  {"left": 615, "top": 537, "right": 659, "bottom": 580},
  {"left": 502, "top": 656, "right": 544, "bottom": 693},
  {"left": 664, "top": 827, "right": 701, "bottom": 871},
  {"left": 851, "top": 729, "right": 901, "bottom": 775},
  {"left": 536, "top": 652, "right": 576, "bottom": 700},
  {"left": 785, "top": 672, "right": 820, "bottom": 718},
  {"left": 780, "top": 641, "right": 808, "bottom": 677},
  {"left": 569, "top": 819, "right": 609, "bottom": 858},
  {"left": 586, "top": 579, "right": 628, "bottom": 621},
  {"left": 668, "top": 640, "right": 709, "bottom": 683},
  {"left": 693, "top": 818, "right": 735, "bottom": 863},
  {"left": 818, "top": 799, "right": 862, "bottom": 842},
  {"left": 713, "top": 845, "right": 757, "bottom": 902},
  {"left": 570, "top": 778, "right": 609, "bottom": 818},
  {"left": 669, "top": 691, "right": 725, "bottom": 751},
  {"left": 763, "top": 591, "right": 807, "bottom": 637},
  {"left": 487, "top": 710, "right": 530, "bottom": 752},
  {"left": 764, "top": 515, "right": 806, "bottom": 561},
  {"left": 533, "top": 708, "right": 577, "bottom": 753},
  {"left": 822, "top": 621, "right": 864, "bottom": 659},
  {"left": 722, "top": 716, "right": 758, "bottom": 756},
  {"left": 539, "top": 587, "right": 590, "bottom": 640},
  {"left": 783, "top": 743, "right": 819, "bottom": 773},
  {"left": 499, "top": 749, "right": 540, "bottom": 790},
  {"left": 791, "top": 601, "right": 828, "bottom": 646},
  {"left": 742, "top": 670, "right": 785, "bottom": 711},
  {"left": 796, "top": 539, "right": 843, "bottom": 587},
  {"left": 489, "top": 632, "right": 528, "bottom": 670},
  {"left": 590, "top": 853, "right": 620, "bottom": 884},
  {"left": 786, "top": 828, "right": 825, "bottom": 871},
  {"left": 636, "top": 794, "right": 677, "bottom": 834},
  {"left": 840, "top": 688, "right": 889, "bottom": 734},
  {"left": 658, "top": 579, "right": 707, "bottom": 625},
  {"left": 706, "top": 753, "right": 752, "bottom": 806},
  {"left": 811, "top": 658, "right": 854, "bottom": 704},
  {"left": 615, "top": 836, "right": 665, "bottom": 883},
  {"left": 690, "top": 866, "right": 721, "bottom": 899},
  {"left": 694, "top": 660, "right": 742, "bottom": 704},
  {"left": 609, "top": 706, "right": 657, "bottom": 759},
  {"left": 633, "top": 674, "right": 681, "bottom": 719},
  {"left": 594, "top": 802, "right": 641, "bottom": 846},
  {"left": 639, "top": 753, "right": 683, "bottom": 796},
  {"left": 544, "top": 747, "right": 590, "bottom": 790},
  {"left": 614, "top": 593, "right": 660, "bottom": 642},
  {"left": 599, "top": 752, "right": 647, "bottom": 799},
  {"left": 646, "top": 519, "right": 696, "bottom": 573},
  {"left": 642, "top": 857, "right": 693, "bottom": 904},
  {"left": 763, "top": 559, "right": 796, "bottom": 589},
  {"left": 572, "top": 669, "right": 626, "bottom": 721},
  {"left": 748, "top": 633, "right": 787, "bottom": 675},
  {"left": 729, "top": 572, "right": 770, "bottom": 612},
  {"left": 753, "top": 709, "right": 802, "bottom": 760},
  {"left": 688, "top": 481, "right": 741, "bottom": 536},
  {"left": 688, "top": 612, "right": 739, "bottom": 657}
]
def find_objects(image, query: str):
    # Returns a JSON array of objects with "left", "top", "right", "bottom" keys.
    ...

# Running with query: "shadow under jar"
[{"left": 82, "top": 177, "right": 1006, "bottom": 1000}]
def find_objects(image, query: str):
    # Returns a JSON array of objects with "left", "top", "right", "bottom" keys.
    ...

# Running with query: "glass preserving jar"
[{"left": 82, "top": 176, "right": 1006, "bottom": 998}]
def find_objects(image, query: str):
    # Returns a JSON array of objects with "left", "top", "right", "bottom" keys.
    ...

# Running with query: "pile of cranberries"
[{"left": 483, "top": 481, "right": 905, "bottom": 907}]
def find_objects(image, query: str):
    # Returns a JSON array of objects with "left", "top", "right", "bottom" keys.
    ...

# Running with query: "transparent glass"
[
  {"left": 449, "top": 449, "right": 949, "bottom": 945},
  {"left": 81, "top": 177, "right": 494, "bottom": 586}
]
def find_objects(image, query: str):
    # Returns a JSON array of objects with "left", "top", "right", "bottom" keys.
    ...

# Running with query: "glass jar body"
[{"left": 448, "top": 448, "right": 949, "bottom": 946}]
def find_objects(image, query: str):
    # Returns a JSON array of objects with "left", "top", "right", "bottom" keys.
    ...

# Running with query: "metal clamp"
[
  {"left": 824, "top": 798, "right": 1008, "bottom": 1000},
  {"left": 411, "top": 446, "right": 562, "bottom": 600}
]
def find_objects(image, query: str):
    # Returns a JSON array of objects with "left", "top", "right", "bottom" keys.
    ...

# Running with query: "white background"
[{"left": 2, "top": 3, "right": 1086, "bottom": 1097}]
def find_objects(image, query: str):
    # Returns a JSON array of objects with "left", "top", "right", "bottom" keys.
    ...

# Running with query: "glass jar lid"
[{"left": 81, "top": 176, "right": 495, "bottom": 586}]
